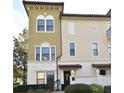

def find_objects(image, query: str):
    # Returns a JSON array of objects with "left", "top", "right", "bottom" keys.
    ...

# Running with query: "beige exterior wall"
[
  {"left": 25, "top": 5, "right": 63, "bottom": 62},
  {"left": 61, "top": 17, "right": 111, "bottom": 61}
]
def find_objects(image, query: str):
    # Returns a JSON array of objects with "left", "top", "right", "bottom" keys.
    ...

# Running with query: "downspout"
[{"left": 56, "top": 11, "right": 63, "bottom": 90}]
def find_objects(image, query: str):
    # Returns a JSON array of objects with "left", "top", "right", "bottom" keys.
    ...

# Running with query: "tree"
[{"left": 13, "top": 28, "right": 28, "bottom": 85}]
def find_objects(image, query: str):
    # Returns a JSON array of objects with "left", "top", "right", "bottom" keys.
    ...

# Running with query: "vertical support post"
[{"left": 56, "top": 57, "right": 59, "bottom": 90}]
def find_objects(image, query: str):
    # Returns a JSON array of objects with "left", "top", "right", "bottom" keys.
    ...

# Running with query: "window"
[
  {"left": 42, "top": 47, "right": 49, "bottom": 61},
  {"left": 47, "top": 71, "right": 54, "bottom": 84},
  {"left": 35, "top": 46, "right": 55, "bottom": 61},
  {"left": 37, "top": 19, "right": 45, "bottom": 31},
  {"left": 92, "top": 43, "right": 98, "bottom": 56},
  {"left": 36, "top": 15, "right": 45, "bottom": 32},
  {"left": 68, "top": 22, "right": 75, "bottom": 35},
  {"left": 69, "top": 43, "right": 75, "bottom": 56},
  {"left": 99, "top": 70, "right": 106, "bottom": 75},
  {"left": 51, "top": 47, "right": 55, "bottom": 61},
  {"left": 46, "top": 20, "right": 53, "bottom": 31},
  {"left": 36, "top": 47, "right": 40, "bottom": 61},
  {"left": 108, "top": 44, "right": 111, "bottom": 57},
  {"left": 37, "top": 72, "right": 45, "bottom": 84}
]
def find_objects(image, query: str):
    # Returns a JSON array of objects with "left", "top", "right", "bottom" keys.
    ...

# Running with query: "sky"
[{"left": 13, "top": 0, "right": 111, "bottom": 38}]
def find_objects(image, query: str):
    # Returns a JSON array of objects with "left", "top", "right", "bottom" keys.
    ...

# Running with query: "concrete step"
[{"left": 53, "top": 91, "right": 64, "bottom": 93}]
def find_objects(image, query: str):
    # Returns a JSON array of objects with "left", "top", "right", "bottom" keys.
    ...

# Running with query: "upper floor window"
[
  {"left": 69, "top": 43, "right": 75, "bottom": 56},
  {"left": 36, "top": 15, "right": 54, "bottom": 32},
  {"left": 42, "top": 47, "right": 49, "bottom": 61},
  {"left": 37, "top": 19, "right": 45, "bottom": 31},
  {"left": 92, "top": 43, "right": 98, "bottom": 56},
  {"left": 35, "top": 46, "right": 55, "bottom": 61},
  {"left": 46, "top": 20, "right": 53, "bottom": 31},
  {"left": 51, "top": 47, "right": 55, "bottom": 61},
  {"left": 36, "top": 15, "right": 45, "bottom": 32},
  {"left": 68, "top": 22, "right": 75, "bottom": 35},
  {"left": 36, "top": 47, "right": 40, "bottom": 61},
  {"left": 46, "top": 15, "right": 54, "bottom": 32}
]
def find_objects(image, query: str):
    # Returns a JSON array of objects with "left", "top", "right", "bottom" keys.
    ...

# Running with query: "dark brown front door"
[{"left": 64, "top": 71, "right": 70, "bottom": 88}]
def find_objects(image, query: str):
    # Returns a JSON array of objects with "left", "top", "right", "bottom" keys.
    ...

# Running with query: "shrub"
[
  {"left": 64, "top": 84, "right": 91, "bottom": 93},
  {"left": 13, "top": 84, "right": 53, "bottom": 92},
  {"left": 90, "top": 83, "right": 104, "bottom": 93},
  {"left": 104, "top": 86, "right": 111, "bottom": 93}
]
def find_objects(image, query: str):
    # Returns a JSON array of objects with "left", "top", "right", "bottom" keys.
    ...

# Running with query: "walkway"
[{"left": 53, "top": 91, "right": 65, "bottom": 93}]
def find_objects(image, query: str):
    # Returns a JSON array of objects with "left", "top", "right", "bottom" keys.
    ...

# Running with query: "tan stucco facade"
[
  {"left": 61, "top": 17, "right": 110, "bottom": 61},
  {"left": 25, "top": 5, "right": 63, "bottom": 62}
]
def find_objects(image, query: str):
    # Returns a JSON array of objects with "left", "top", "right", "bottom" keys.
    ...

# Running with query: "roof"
[
  {"left": 59, "top": 64, "right": 82, "bottom": 69},
  {"left": 23, "top": 1, "right": 111, "bottom": 18},
  {"left": 61, "top": 13, "right": 111, "bottom": 18},
  {"left": 92, "top": 63, "right": 111, "bottom": 68},
  {"left": 23, "top": 0, "right": 64, "bottom": 6},
  {"left": 107, "top": 9, "right": 111, "bottom": 15},
  {"left": 23, "top": 0, "right": 64, "bottom": 17}
]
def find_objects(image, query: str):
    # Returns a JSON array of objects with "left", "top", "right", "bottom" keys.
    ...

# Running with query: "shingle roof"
[
  {"left": 59, "top": 64, "right": 82, "bottom": 69},
  {"left": 61, "top": 13, "right": 111, "bottom": 18},
  {"left": 92, "top": 63, "right": 111, "bottom": 68},
  {"left": 23, "top": 0, "right": 64, "bottom": 6}
]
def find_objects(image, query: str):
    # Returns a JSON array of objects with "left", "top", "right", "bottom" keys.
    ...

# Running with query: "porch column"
[{"left": 70, "top": 70, "right": 76, "bottom": 84}]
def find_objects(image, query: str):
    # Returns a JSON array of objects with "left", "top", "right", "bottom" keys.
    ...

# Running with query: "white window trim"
[
  {"left": 37, "top": 71, "right": 54, "bottom": 84},
  {"left": 46, "top": 15, "right": 55, "bottom": 33},
  {"left": 35, "top": 46, "right": 41, "bottom": 62},
  {"left": 91, "top": 42, "right": 99, "bottom": 57},
  {"left": 37, "top": 71, "right": 45, "bottom": 84},
  {"left": 36, "top": 15, "right": 45, "bottom": 32},
  {"left": 68, "top": 42, "right": 76, "bottom": 56},
  {"left": 36, "top": 15, "right": 55, "bottom": 33},
  {"left": 35, "top": 44, "right": 56, "bottom": 62}
]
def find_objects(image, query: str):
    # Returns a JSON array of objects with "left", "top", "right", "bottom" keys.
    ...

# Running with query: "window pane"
[
  {"left": 47, "top": 71, "right": 54, "bottom": 84},
  {"left": 92, "top": 43, "right": 97, "bottom": 49},
  {"left": 37, "top": 72, "right": 45, "bottom": 79},
  {"left": 92, "top": 43, "right": 98, "bottom": 56},
  {"left": 51, "top": 47, "right": 55, "bottom": 61},
  {"left": 70, "top": 43, "right": 75, "bottom": 56},
  {"left": 37, "top": 19, "right": 45, "bottom": 31},
  {"left": 37, "top": 72, "right": 45, "bottom": 84},
  {"left": 46, "top": 20, "right": 53, "bottom": 31},
  {"left": 42, "top": 47, "right": 49, "bottom": 61},
  {"left": 36, "top": 47, "right": 40, "bottom": 61},
  {"left": 93, "top": 49, "right": 98, "bottom": 56}
]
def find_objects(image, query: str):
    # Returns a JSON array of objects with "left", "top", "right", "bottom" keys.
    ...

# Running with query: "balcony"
[{"left": 106, "top": 27, "right": 111, "bottom": 40}]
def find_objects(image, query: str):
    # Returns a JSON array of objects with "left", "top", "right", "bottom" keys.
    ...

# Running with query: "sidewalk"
[{"left": 53, "top": 91, "right": 64, "bottom": 93}]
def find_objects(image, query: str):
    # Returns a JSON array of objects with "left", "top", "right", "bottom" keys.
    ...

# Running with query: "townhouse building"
[{"left": 23, "top": 0, "right": 111, "bottom": 90}]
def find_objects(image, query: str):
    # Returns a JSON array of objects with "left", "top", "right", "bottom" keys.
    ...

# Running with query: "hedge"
[
  {"left": 13, "top": 84, "right": 54, "bottom": 92},
  {"left": 90, "top": 83, "right": 104, "bottom": 93}
]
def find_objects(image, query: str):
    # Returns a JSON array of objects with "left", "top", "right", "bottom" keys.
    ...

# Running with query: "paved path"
[{"left": 53, "top": 91, "right": 64, "bottom": 93}]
